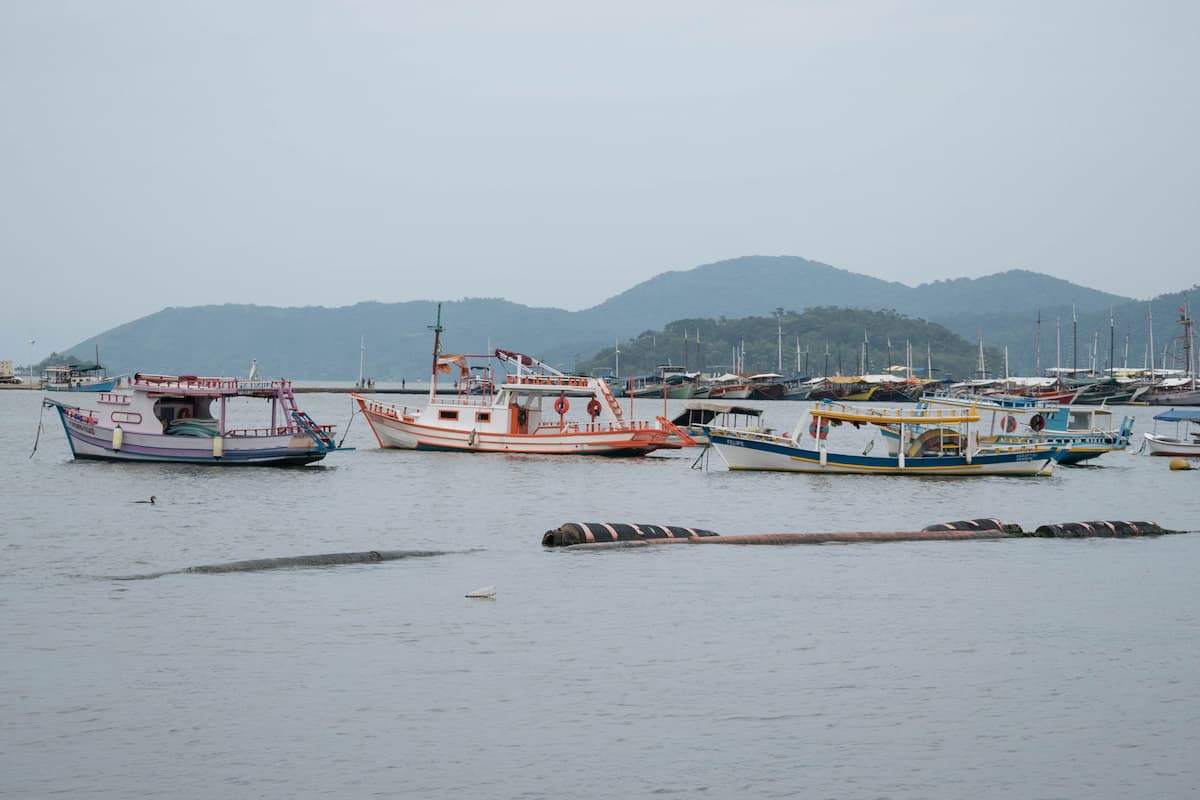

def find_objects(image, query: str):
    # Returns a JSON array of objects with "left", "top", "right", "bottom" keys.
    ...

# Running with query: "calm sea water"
[{"left": 3, "top": 389, "right": 1198, "bottom": 799}]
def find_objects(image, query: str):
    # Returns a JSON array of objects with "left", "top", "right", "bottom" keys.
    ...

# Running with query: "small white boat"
[
  {"left": 352, "top": 306, "right": 687, "bottom": 456},
  {"left": 1142, "top": 408, "right": 1200, "bottom": 456},
  {"left": 706, "top": 401, "right": 1057, "bottom": 476},
  {"left": 42, "top": 364, "right": 125, "bottom": 393},
  {"left": 44, "top": 374, "right": 349, "bottom": 466}
]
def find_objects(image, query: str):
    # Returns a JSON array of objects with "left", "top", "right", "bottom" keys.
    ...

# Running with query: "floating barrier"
[
  {"left": 109, "top": 549, "right": 452, "bottom": 579},
  {"left": 542, "top": 520, "right": 1179, "bottom": 548},
  {"left": 1025, "top": 521, "right": 1168, "bottom": 538},
  {"left": 542, "top": 522, "right": 720, "bottom": 548},
  {"left": 185, "top": 550, "right": 449, "bottom": 573}
]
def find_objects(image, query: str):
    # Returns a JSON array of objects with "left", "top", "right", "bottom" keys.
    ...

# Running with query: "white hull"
[
  {"left": 1142, "top": 433, "right": 1200, "bottom": 457},
  {"left": 709, "top": 434, "right": 1054, "bottom": 475},
  {"left": 59, "top": 413, "right": 328, "bottom": 465}
]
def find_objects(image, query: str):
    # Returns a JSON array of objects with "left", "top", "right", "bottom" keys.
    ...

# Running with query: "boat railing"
[
  {"left": 530, "top": 419, "right": 664, "bottom": 434},
  {"left": 96, "top": 393, "right": 131, "bottom": 405},
  {"left": 504, "top": 374, "right": 591, "bottom": 390},
  {"left": 132, "top": 374, "right": 291, "bottom": 394},
  {"left": 225, "top": 424, "right": 335, "bottom": 437}
]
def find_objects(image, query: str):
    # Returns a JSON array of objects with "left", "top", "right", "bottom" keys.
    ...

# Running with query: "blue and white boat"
[
  {"left": 42, "top": 364, "right": 125, "bottom": 392},
  {"left": 909, "top": 391, "right": 1134, "bottom": 465},
  {"left": 705, "top": 400, "right": 1056, "bottom": 476}
]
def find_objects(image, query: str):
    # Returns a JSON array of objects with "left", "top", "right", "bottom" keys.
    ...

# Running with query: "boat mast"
[
  {"left": 1148, "top": 304, "right": 1155, "bottom": 380},
  {"left": 358, "top": 336, "right": 365, "bottom": 389},
  {"left": 429, "top": 303, "right": 444, "bottom": 401},
  {"left": 1072, "top": 304, "right": 1078, "bottom": 373},
  {"left": 776, "top": 308, "right": 784, "bottom": 373},
  {"left": 976, "top": 330, "right": 986, "bottom": 380},
  {"left": 614, "top": 338, "right": 620, "bottom": 379},
  {"left": 1181, "top": 305, "right": 1194, "bottom": 381},
  {"left": 1056, "top": 317, "right": 1061, "bottom": 375},
  {"left": 1108, "top": 307, "right": 1115, "bottom": 377},
  {"left": 1035, "top": 308, "right": 1042, "bottom": 376}
]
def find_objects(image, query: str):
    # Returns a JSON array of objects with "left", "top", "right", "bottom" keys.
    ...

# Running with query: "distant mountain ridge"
[{"left": 62, "top": 255, "right": 1194, "bottom": 380}]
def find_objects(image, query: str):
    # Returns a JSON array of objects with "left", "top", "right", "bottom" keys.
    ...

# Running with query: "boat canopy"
[
  {"left": 1152, "top": 408, "right": 1200, "bottom": 423},
  {"left": 669, "top": 401, "right": 762, "bottom": 427}
]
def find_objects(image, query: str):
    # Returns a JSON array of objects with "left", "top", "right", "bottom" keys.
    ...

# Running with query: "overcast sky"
[{"left": 3, "top": 1, "right": 1197, "bottom": 362}]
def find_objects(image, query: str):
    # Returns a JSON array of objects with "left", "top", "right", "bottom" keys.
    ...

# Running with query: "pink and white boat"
[
  {"left": 352, "top": 307, "right": 687, "bottom": 456},
  {"left": 44, "top": 374, "right": 348, "bottom": 466}
]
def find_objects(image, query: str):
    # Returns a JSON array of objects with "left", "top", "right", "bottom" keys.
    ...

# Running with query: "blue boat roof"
[{"left": 1152, "top": 408, "right": 1200, "bottom": 423}]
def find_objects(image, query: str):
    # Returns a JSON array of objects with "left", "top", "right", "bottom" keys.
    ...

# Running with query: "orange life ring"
[
  {"left": 553, "top": 394, "right": 569, "bottom": 415},
  {"left": 1001, "top": 414, "right": 1017, "bottom": 433},
  {"left": 808, "top": 417, "right": 830, "bottom": 440},
  {"left": 586, "top": 398, "right": 602, "bottom": 419},
  {"left": 1029, "top": 413, "right": 1046, "bottom": 432}
]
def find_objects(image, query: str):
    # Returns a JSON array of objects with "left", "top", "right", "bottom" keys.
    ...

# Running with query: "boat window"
[
  {"left": 439, "top": 410, "right": 459, "bottom": 421},
  {"left": 1068, "top": 411, "right": 1088, "bottom": 431},
  {"left": 111, "top": 411, "right": 142, "bottom": 425},
  {"left": 475, "top": 412, "right": 490, "bottom": 423}
]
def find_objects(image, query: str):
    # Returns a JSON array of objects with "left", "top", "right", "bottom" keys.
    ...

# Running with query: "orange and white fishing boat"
[{"left": 352, "top": 306, "right": 688, "bottom": 456}]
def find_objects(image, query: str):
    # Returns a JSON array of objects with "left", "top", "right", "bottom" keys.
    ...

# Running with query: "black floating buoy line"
[{"left": 542, "top": 519, "right": 1182, "bottom": 548}]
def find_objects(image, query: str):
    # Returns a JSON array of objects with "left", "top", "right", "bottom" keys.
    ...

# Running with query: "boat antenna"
[{"left": 429, "top": 303, "right": 444, "bottom": 400}]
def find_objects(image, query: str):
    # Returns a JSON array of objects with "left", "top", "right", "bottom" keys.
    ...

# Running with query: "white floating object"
[{"left": 465, "top": 585, "right": 496, "bottom": 598}]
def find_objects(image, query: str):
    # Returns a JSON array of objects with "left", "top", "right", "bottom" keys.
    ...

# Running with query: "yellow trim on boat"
[{"left": 808, "top": 402, "right": 981, "bottom": 425}]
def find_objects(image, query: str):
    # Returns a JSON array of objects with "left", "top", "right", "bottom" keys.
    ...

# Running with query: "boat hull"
[
  {"left": 53, "top": 406, "right": 329, "bottom": 466},
  {"left": 358, "top": 400, "right": 677, "bottom": 456},
  {"left": 708, "top": 430, "right": 1055, "bottom": 476},
  {"left": 1142, "top": 433, "right": 1200, "bottom": 457}
]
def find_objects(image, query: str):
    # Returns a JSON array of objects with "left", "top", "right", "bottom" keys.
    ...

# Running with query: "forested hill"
[{"left": 57, "top": 255, "right": 1190, "bottom": 381}]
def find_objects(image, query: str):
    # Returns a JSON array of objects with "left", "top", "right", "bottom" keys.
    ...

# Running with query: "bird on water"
[{"left": 134, "top": 495, "right": 157, "bottom": 505}]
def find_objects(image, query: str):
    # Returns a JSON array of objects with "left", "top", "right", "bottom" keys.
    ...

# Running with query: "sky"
[{"left": 3, "top": 1, "right": 1198, "bottom": 363}]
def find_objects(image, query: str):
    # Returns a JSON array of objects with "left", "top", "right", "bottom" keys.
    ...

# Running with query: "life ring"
[
  {"left": 586, "top": 398, "right": 602, "bottom": 419},
  {"left": 517, "top": 409, "right": 528, "bottom": 427},
  {"left": 553, "top": 394, "right": 569, "bottom": 415},
  {"left": 1001, "top": 414, "right": 1017, "bottom": 433},
  {"left": 1029, "top": 413, "right": 1046, "bottom": 432},
  {"left": 808, "top": 417, "right": 830, "bottom": 440}
]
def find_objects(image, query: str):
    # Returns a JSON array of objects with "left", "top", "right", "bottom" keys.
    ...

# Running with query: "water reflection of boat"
[
  {"left": 44, "top": 374, "right": 348, "bottom": 465},
  {"left": 706, "top": 401, "right": 1056, "bottom": 476}
]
